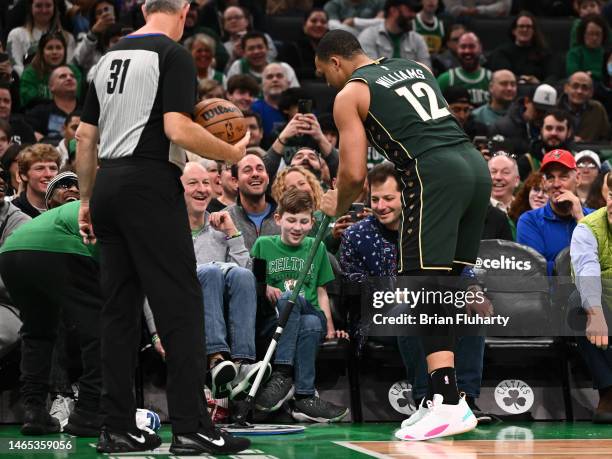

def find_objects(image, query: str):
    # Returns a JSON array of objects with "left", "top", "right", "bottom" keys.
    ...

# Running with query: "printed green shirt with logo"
[{"left": 251, "top": 235, "right": 334, "bottom": 310}]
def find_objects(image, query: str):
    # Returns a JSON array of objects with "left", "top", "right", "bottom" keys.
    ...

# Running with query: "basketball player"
[
  {"left": 317, "top": 29, "right": 490, "bottom": 440},
  {"left": 76, "top": 0, "right": 250, "bottom": 454}
]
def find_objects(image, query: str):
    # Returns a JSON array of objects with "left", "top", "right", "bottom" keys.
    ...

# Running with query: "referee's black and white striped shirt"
[{"left": 81, "top": 34, "right": 197, "bottom": 168}]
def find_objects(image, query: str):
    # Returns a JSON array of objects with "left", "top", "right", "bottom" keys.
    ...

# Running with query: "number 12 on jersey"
[
  {"left": 395, "top": 82, "right": 450, "bottom": 122},
  {"left": 107, "top": 59, "right": 131, "bottom": 95}
]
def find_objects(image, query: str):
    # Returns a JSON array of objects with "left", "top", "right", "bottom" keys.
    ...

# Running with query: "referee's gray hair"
[{"left": 144, "top": 0, "right": 188, "bottom": 15}]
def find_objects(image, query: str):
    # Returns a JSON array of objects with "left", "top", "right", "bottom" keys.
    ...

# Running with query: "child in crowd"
[{"left": 251, "top": 188, "right": 349, "bottom": 422}]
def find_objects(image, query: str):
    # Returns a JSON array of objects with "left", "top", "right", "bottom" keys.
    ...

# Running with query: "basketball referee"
[{"left": 76, "top": 0, "right": 250, "bottom": 454}]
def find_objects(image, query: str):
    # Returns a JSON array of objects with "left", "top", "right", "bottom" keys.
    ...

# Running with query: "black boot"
[{"left": 21, "top": 405, "right": 61, "bottom": 435}]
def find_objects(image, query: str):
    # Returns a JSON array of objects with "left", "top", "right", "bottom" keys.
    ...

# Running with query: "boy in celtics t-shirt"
[{"left": 251, "top": 188, "right": 349, "bottom": 422}]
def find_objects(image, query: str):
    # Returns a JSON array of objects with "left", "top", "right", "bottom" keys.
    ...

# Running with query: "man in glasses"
[
  {"left": 45, "top": 171, "right": 80, "bottom": 210},
  {"left": 560, "top": 72, "right": 609, "bottom": 142},
  {"left": 517, "top": 149, "right": 594, "bottom": 275},
  {"left": 575, "top": 150, "right": 602, "bottom": 204}
]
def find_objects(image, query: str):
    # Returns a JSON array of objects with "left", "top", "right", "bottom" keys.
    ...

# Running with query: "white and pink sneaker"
[
  {"left": 401, "top": 398, "right": 430, "bottom": 428},
  {"left": 395, "top": 394, "right": 477, "bottom": 441}
]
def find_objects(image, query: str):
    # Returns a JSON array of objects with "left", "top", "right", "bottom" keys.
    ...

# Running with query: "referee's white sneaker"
[{"left": 395, "top": 394, "right": 477, "bottom": 441}]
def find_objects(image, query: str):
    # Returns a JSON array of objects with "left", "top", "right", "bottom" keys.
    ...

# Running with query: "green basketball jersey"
[
  {"left": 437, "top": 67, "right": 492, "bottom": 107},
  {"left": 348, "top": 58, "right": 468, "bottom": 165},
  {"left": 412, "top": 14, "right": 445, "bottom": 55}
]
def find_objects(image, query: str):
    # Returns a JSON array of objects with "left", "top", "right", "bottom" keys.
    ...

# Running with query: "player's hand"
[
  {"left": 586, "top": 307, "right": 608, "bottom": 349},
  {"left": 266, "top": 285, "right": 282, "bottom": 305},
  {"left": 342, "top": 17, "right": 355, "bottom": 26},
  {"left": 209, "top": 211, "right": 237, "bottom": 236},
  {"left": 78, "top": 201, "right": 97, "bottom": 245},
  {"left": 321, "top": 189, "right": 338, "bottom": 217}
]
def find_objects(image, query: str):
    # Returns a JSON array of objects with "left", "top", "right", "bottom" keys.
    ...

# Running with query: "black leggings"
[
  {"left": 0, "top": 251, "right": 102, "bottom": 412},
  {"left": 401, "top": 265, "right": 465, "bottom": 357}
]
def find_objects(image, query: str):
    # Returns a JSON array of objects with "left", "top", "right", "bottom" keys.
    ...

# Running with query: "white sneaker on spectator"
[
  {"left": 395, "top": 394, "right": 477, "bottom": 441},
  {"left": 49, "top": 394, "right": 75, "bottom": 430},
  {"left": 230, "top": 361, "right": 272, "bottom": 400}
]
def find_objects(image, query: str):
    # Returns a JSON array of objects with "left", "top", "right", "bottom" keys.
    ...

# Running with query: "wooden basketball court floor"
[{"left": 1, "top": 422, "right": 612, "bottom": 458}]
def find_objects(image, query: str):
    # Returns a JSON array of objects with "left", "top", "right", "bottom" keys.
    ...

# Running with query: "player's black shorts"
[{"left": 398, "top": 142, "right": 491, "bottom": 273}]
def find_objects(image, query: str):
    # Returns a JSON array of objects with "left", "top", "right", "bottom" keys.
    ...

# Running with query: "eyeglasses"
[
  {"left": 56, "top": 181, "right": 78, "bottom": 190},
  {"left": 576, "top": 163, "right": 598, "bottom": 169},
  {"left": 515, "top": 24, "right": 533, "bottom": 29},
  {"left": 569, "top": 83, "right": 591, "bottom": 91}
]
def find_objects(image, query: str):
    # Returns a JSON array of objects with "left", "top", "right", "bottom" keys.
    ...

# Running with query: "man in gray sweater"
[
  {"left": 226, "top": 153, "right": 280, "bottom": 251},
  {"left": 146, "top": 162, "right": 269, "bottom": 401}
]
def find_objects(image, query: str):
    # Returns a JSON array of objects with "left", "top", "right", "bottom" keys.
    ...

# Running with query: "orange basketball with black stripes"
[{"left": 194, "top": 98, "right": 247, "bottom": 145}]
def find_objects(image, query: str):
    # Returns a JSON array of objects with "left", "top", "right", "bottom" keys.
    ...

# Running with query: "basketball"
[{"left": 194, "top": 98, "right": 247, "bottom": 145}]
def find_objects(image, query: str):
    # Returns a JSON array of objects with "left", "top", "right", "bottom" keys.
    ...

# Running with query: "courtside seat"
[
  {"left": 477, "top": 239, "right": 551, "bottom": 336},
  {"left": 479, "top": 239, "right": 573, "bottom": 419}
]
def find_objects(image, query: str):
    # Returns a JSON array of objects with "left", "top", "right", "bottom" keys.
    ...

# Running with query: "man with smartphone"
[{"left": 265, "top": 96, "right": 339, "bottom": 184}]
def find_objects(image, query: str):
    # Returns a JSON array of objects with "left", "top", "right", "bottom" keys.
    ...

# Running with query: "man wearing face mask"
[{"left": 358, "top": 0, "right": 430, "bottom": 67}]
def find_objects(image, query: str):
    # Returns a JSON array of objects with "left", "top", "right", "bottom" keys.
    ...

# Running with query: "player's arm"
[
  {"left": 332, "top": 82, "right": 369, "bottom": 216},
  {"left": 163, "top": 112, "right": 249, "bottom": 165}
]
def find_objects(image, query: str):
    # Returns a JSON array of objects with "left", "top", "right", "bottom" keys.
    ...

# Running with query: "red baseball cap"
[{"left": 540, "top": 149, "right": 576, "bottom": 172}]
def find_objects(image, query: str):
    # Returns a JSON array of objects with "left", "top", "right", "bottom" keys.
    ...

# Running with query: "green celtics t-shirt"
[
  {"left": 412, "top": 14, "right": 445, "bottom": 54},
  {"left": 251, "top": 235, "right": 334, "bottom": 309},
  {"left": 0, "top": 200, "right": 99, "bottom": 260},
  {"left": 437, "top": 67, "right": 492, "bottom": 107}
]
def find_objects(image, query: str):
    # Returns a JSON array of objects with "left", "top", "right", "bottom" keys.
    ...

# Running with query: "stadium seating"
[{"left": 266, "top": 16, "right": 305, "bottom": 45}]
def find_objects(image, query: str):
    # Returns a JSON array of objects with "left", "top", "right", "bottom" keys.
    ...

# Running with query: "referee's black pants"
[
  {"left": 91, "top": 159, "right": 211, "bottom": 434},
  {"left": 0, "top": 251, "right": 102, "bottom": 413}
]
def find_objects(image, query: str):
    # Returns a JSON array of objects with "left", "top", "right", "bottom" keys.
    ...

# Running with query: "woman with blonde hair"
[
  {"left": 271, "top": 165, "right": 333, "bottom": 239},
  {"left": 272, "top": 165, "right": 322, "bottom": 209}
]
